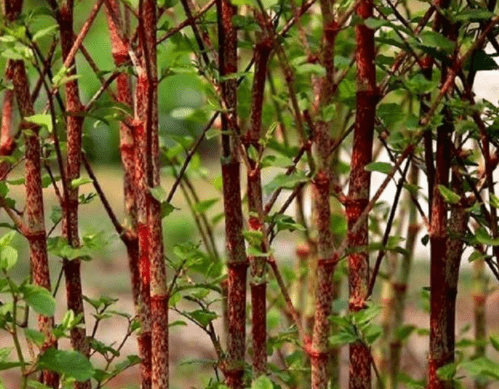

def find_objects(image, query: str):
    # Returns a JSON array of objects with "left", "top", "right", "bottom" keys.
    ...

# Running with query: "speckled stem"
[
  {"left": 247, "top": 23, "right": 271, "bottom": 379},
  {"left": 310, "top": 1, "right": 339, "bottom": 387},
  {"left": 52, "top": 3, "right": 91, "bottom": 387},
  {"left": 6, "top": 1, "right": 58, "bottom": 386},
  {"left": 217, "top": 1, "right": 247, "bottom": 388},
  {"left": 347, "top": 1, "right": 376, "bottom": 388}
]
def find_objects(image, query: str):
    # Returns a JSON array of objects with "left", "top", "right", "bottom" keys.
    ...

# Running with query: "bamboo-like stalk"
[
  {"left": 5, "top": 1, "right": 58, "bottom": 387},
  {"left": 246, "top": 17, "right": 272, "bottom": 379},
  {"left": 217, "top": 1, "right": 247, "bottom": 387},
  {"left": 346, "top": 0, "right": 377, "bottom": 388},
  {"left": 310, "top": 1, "right": 338, "bottom": 388}
]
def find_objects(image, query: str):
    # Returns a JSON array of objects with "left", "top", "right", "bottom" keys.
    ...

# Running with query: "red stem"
[{"left": 346, "top": 1, "right": 377, "bottom": 388}]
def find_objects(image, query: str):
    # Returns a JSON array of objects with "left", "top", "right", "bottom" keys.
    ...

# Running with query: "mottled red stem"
[
  {"left": 347, "top": 1, "right": 377, "bottom": 388},
  {"left": 104, "top": 0, "right": 140, "bottom": 308},
  {"left": 310, "top": 1, "right": 338, "bottom": 387},
  {"left": 428, "top": 126, "right": 451, "bottom": 389},
  {"left": 217, "top": 1, "right": 247, "bottom": 388},
  {"left": 0, "top": 64, "right": 15, "bottom": 179},
  {"left": 246, "top": 22, "right": 271, "bottom": 379},
  {"left": 49, "top": 2, "right": 91, "bottom": 388},
  {"left": 139, "top": 1, "right": 169, "bottom": 387},
  {"left": 6, "top": 1, "right": 58, "bottom": 387}
]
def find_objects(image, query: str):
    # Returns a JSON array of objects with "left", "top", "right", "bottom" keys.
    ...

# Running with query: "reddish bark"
[
  {"left": 217, "top": 1, "right": 247, "bottom": 388},
  {"left": 51, "top": 4, "right": 91, "bottom": 387},
  {"left": 6, "top": 1, "right": 58, "bottom": 386},
  {"left": 246, "top": 25, "right": 272, "bottom": 378},
  {"left": 428, "top": 126, "right": 451, "bottom": 389},
  {"left": 310, "top": 1, "right": 338, "bottom": 387},
  {"left": 11, "top": 60, "right": 59, "bottom": 389},
  {"left": 347, "top": 1, "right": 377, "bottom": 388}
]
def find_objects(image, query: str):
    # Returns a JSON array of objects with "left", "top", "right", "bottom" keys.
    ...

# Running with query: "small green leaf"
[
  {"left": 437, "top": 185, "right": 460, "bottom": 204},
  {"left": 364, "top": 17, "right": 390, "bottom": 29},
  {"left": 490, "top": 334, "right": 499, "bottom": 352},
  {"left": 32, "top": 25, "right": 58, "bottom": 42},
  {"left": 24, "top": 328, "right": 45, "bottom": 347},
  {"left": 437, "top": 362, "right": 457, "bottom": 380},
  {"left": 0, "top": 246, "right": 18, "bottom": 271},
  {"left": 194, "top": 198, "right": 219, "bottom": 213},
  {"left": 71, "top": 177, "right": 92, "bottom": 189},
  {"left": 490, "top": 193, "right": 499, "bottom": 209},
  {"left": 329, "top": 330, "right": 358, "bottom": 346},
  {"left": 187, "top": 310, "right": 218, "bottom": 327},
  {"left": 22, "top": 285, "right": 56, "bottom": 317},
  {"left": 38, "top": 349, "right": 95, "bottom": 382},
  {"left": 0, "top": 231, "right": 17, "bottom": 247},
  {"left": 263, "top": 171, "right": 309, "bottom": 195},
  {"left": 418, "top": 31, "right": 455, "bottom": 53},
  {"left": 25, "top": 114, "right": 53, "bottom": 133},
  {"left": 161, "top": 202, "right": 176, "bottom": 219},
  {"left": 365, "top": 162, "right": 393, "bottom": 174},
  {"left": 251, "top": 376, "right": 274, "bottom": 389},
  {"left": 149, "top": 186, "right": 167, "bottom": 202},
  {"left": 475, "top": 227, "right": 499, "bottom": 246}
]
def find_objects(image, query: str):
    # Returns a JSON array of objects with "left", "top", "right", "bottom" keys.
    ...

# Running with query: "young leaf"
[
  {"left": 25, "top": 114, "right": 53, "bottom": 133},
  {"left": 251, "top": 376, "right": 274, "bottom": 389},
  {"left": 0, "top": 246, "right": 18, "bottom": 271},
  {"left": 71, "top": 177, "right": 92, "bottom": 189},
  {"left": 475, "top": 227, "right": 499, "bottom": 246},
  {"left": 437, "top": 185, "right": 460, "bottom": 204},
  {"left": 365, "top": 162, "right": 393, "bottom": 174},
  {"left": 38, "top": 349, "right": 95, "bottom": 382},
  {"left": 21, "top": 285, "right": 56, "bottom": 317}
]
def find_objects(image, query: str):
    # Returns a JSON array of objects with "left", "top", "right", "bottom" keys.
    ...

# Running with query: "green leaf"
[
  {"left": 365, "top": 162, "right": 393, "bottom": 174},
  {"left": 461, "top": 357, "right": 499, "bottom": 380},
  {"left": 161, "top": 202, "right": 176, "bottom": 219},
  {"left": 247, "top": 246, "right": 272, "bottom": 257},
  {"left": 468, "top": 250, "right": 489, "bottom": 263},
  {"left": 468, "top": 50, "right": 499, "bottom": 72},
  {"left": 475, "top": 227, "right": 499, "bottom": 246},
  {"left": 263, "top": 171, "right": 309, "bottom": 195},
  {"left": 490, "top": 194, "right": 499, "bottom": 209},
  {"left": 455, "top": 9, "right": 493, "bottom": 22},
  {"left": 364, "top": 17, "right": 390, "bottom": 29},
  {"left": 24, "top": 329, "right": 45, "bottom": 348},
  {"left": 490, "top": 334, "right": 499, "bottom": 352},
  {"left": 32, "top": 25, "right": 58, "bottom": 42},
  {"left": 437, "top": 362, "right": 457, "bottom": 380},
  {"left": 329, "top": 330, "right": 358, "bottom": 346},
  {"left": 70, "top": 177, "right": 92, "bottom": 189},
  {"left": 187, "top": 310, "right": 218, "bottom": 327},
  {"left": 0, "top": 246, "right": 18, "bottom": 271},
  {"left": 22, "top": 285, "right": 56, "bottom": 317},
  {"left": 418, "top": 31, "right": 455, "bottom": 54},
  {"left": 296, "top": 63, "right": 326, "bottom": 77},
  {"left": 194, "top": 198, "right": 219, "bottom": 213},
  {"left": 251, "top": 376, "right": 274, "bottom": 389},
  {"left": 38, "top": 349, "right": 95, "bottom": 382},
  {"left": 149, "top": 186, "right": 167, "bottom": 202},
  {"left": 25, "top": 114, "right": 53, "bottom": 133},
  {"left": 437, "top": 185, "right": 460, "bottom": 204},
  {"left": 0, "top": 231, "right": 17, "bottom": 247}
]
